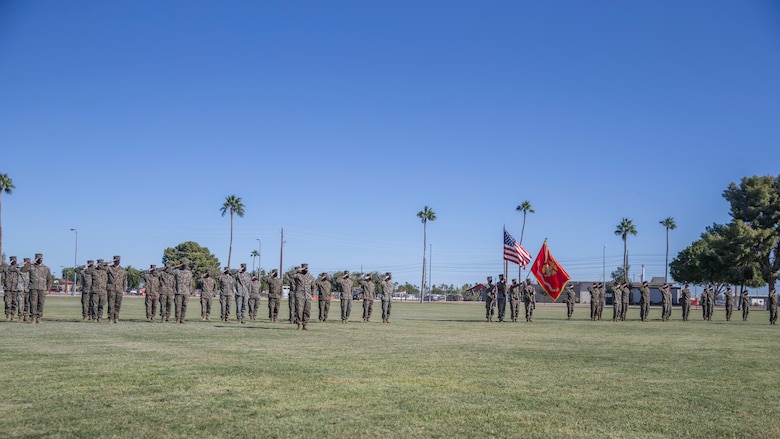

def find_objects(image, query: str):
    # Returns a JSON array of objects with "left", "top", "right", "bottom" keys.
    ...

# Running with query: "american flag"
[{"left": 504, "top": 229, "right": 532, "bottom": 267}]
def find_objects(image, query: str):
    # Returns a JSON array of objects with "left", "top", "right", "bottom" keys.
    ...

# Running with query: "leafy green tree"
[
  {"left": 417, "top": 205, "right": 436, "bottom": 303},
  {"left": 614, "top": 218, "right": 637, "bottom": 283},
  {"left": 61, "top": 267, "right": 76, "bottom": 290},
  {"left": 397, "top": 282, "right": 419, "bottom": 296},
  {"left": 162, "top": 241, "right": 221, "bottom": 279},
  {"left": 0, "top": 173, "right": 14, "bottom": 261},
  {"left": 125, "top": 266, "right": 142, "bottom": 290},
  {"left": 610, "top": 265, "right": 630, "bottom": 286},
  {"left": 722, "top": 175, "right": 780, "bottom": 290},
  {"left": 515, "top": 201, "right": 534, "bottom": 243},
  {"left": 220, "top": 194, "right": 245, "bottom": 268},
  {"left": 659, "top": 217, "right": 677, "bottom": 283}
]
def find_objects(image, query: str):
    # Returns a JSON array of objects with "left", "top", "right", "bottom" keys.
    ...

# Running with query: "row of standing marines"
[
  {"left": 484, "top": 276, "right": 778, "bottom": 325},
  {"left": 62, "top": 259, "right": 395, "bottom": 328},
  {"left": 3, "top": 254, "right": 777, "bottom": 325}
]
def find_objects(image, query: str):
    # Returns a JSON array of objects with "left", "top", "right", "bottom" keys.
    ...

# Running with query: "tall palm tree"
[
  {"left": 417, "top": 206, "right": 436, "bottom": 303},
  {"left": 0, "top": 173, "right": 14, "bottom": 262},
  {"left": 515, "top": 201, "right": 534, "bottom": 244},
  {"left": 220, "top": 195, "right": 245, "bottom": 269},
  {"left": 659, "top": 217, "right": 677, "bottom": 283},
  {"left": 614, "top": 218, "right": 637, "bottom": 283},
  {"left": 250, "top": 249, "right": 260, "bottom": 273},
  {"left": 514, "top": 201, "right": 534, "bottom": 280}
]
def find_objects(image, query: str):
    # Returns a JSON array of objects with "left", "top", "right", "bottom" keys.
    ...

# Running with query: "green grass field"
[{"left": 1, "top": 296, "right": 778, "bottom": 438}]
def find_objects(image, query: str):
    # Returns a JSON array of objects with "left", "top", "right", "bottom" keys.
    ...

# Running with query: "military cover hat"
[
  {"left": 23, "top": 257, "right": 31, "bottom": 262},
  {"left": 150, "top": 264, "right": 156, "bottom": 269},
  {"left": 301, "top": 263, "right": 309, "bottom": 269},
  {"left": 113, "top": 255, "right": 121, "bottom": 260},
  {"left": 87, "top": 260, "right": 95, "bottom": 264},
  {"left": 35, "top": 253, "right": 43, "bottom": 258},
  {"left": 270, "top": 269, "right": 278, "bottom": 274},
  {"left": 97, "top": 259, "right": 104, "bottom": 264},
  {"left": 241, "top": 263, "right": 247, "bottom": 267},
  {"left": 9, "top": 256, "right": 16, "bottom": 261},
  {"left": 487, "top": 276, "right": 493, "bottom": 281}
]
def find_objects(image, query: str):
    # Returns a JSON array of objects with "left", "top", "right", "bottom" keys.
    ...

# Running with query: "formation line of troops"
[
  {"left": 1, "top": 253, "right": 52, "bottom": 323},
  {"left": 484, "top": 275, "right": 537, "bottom": 323}
]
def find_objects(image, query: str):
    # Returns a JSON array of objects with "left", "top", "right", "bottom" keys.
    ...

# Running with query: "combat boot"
[
  {"left": 297, "top": 323, "right": 302, "bottom": 330},
  {"left": 302, "top": 324, "right": 308, "bottom": 330}
]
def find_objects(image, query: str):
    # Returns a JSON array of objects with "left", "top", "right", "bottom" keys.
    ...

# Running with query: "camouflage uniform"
[
  {"left": 292, "top": 264, "right": 315, "bottom": 329},
  {"left": 1, "top": 257, "right": 18, "bottom": 319},
  {"left": 264, "top": 270, "right": 283, "bottom": 322},
  {"left": 496, "top": 275, "right": 507, "bottom": 322},
  {"left": 621, "top": 284, "right": 630, "bottom": 321},
  {"left": 76, "top": 261, "right": 94, "bottom": 321},
  {"left": 172, "top": 264, "right": 192, "bottom": 323},
  {"left": 660, "top": 284, "right": 671, "bottom": 322},
  {"left": 768, "top": 288, "right": 777, "bottom": 325},
  {"left": 22, "top": 254, "right": 52, "bottom": 323},
  {"left": 380, "top": 273, "right": 393, "bottom": 324},
  {"left": 639, "top": 282, "right": 650, "bottom": 322},
  {"left": 360, "top": 276, "right": 375, "bottom": 323},
  {"left": 740, "top": 289, "right": 750, "bottom": 321},
  {"left": 337, "top": 272, "right": 353, "bottom": 323},
  {"left": 218, "top": 269, "right": 236, "bottom": 322},
  {"left": 139, "top": 266, "right": 160, "bottom": 321},
  {"left": 587, "top": 283, "right": 598, "bottom": 321},
  {"left": 158, "top": 267, "right": 176, "bottom": 322},
  {"left": 704, "top": 286, "right": 714, "bottom": 321},
  {"left": 233, "top": 266, "right": 251, "bottom": 324},
  {"left": 523, "top": 280, "right": 536, "bottom": 322},
  {"left": 564, "top": 284, "right": 575, "bottom": 320},
  {"left": 509, "top": 280, "right": 522, "bottom": 322},
  {"left": 199, "top": 273, "right": 216, "bottom": 320},
  {"left": 612, "top": 284, "right": 623, "bottom": 322},
  {"left": 88, "top": 261, "right": 108, "bottom": 321},
  {"left": 105, "top": 257, "right": 127, "bottom": 324},
  {"left": 17, "top": 260, "right": 31, "bottom": 321},
  {"left": 248, "top": 276, "right": 261, "bottom": 321},
  {"left": 724, "top": 288, "right": 734, "bottom": 321},
  {"left": 680, "top": 284, "right": 691, "bottom": 321},
  {"left": 285, "top": 268, "right": 298, "bottom": 323},
  {"left": 485, "top": 277, "right": 496, "bottom": 322},
  {"left": 315, "top": 274, "right": 332, "bottom": 322}
]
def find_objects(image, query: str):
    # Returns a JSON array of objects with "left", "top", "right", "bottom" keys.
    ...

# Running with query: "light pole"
[
  {"left": 257, "top": 238, "right": 261, "bottom": 271},
  {"left": 70, "top": 228, "right": 78, "bottom": 295}
]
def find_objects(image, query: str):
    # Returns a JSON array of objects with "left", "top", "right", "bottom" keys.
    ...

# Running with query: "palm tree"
[
  {"left": 514, "top": 201, "right": 534, "bottom": 280},
  {"left": 250, "top": 249, "right": 260, "bottom": 273},
  {"left": 417, "top": 206, "right": 436, "bottom": 303},
  {"left": 515, "top": 201, "right": 535, "bottom": 244},
  {"left": 220, "top": 195, "right": 245, "bottom": 269},
  {"left": 614, "top": 218, "right": 637, "bottom": 283},
  {"left": 659, "top": 217, "right": 677, "bottom": 283},
  {"left": 0, "top": 173, "right": 14, "bottom": 262}
]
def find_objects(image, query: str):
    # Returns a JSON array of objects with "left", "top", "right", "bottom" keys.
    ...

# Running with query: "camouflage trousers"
[
  {"left": 340, "top": 298, "right": 352, "bottom": 322},
  {"left": 742, "top": 305, "right": 749, "bottom": 321},
  {"left": 318, "top": 297, "right": 330, "bottom": 321},
  {"left": 613, "top": 300, "right": 622, "bottom": 322},
  {"left": 91, "top": 292, "right": 106, "bottom": 321},
  {"left": 288, "top": 296, "right": 295, "bottom": 322},
  {"left": 160, "top": 293, "right": 174, "bottom": 321},
  {"left": 640, "top": 300, "right": 649, "bottom": 321},
  {"left": 510, "top": 299, "right": 521, "bottom": 322},
  {"left": 381, "top": 298, "right": 392, "bottom": 321},
  {"left": 725, "top": 303, "right": 733, "bottom": 321},
  {"left": 267, "top": 297, "right": 280, "bottom": 321},
  {"left": 248, "top": 294, "right": 261, "bottom": 318},
  {"left": 219, "top": 295, "right": 233, "bottom": 321},
  {"left": 566, "top": 301, "right": 574, "bottom": 320},
  {"left": 485, "top": 298, "right": 495, "bottom": 320},
  {"left": 200, "top": 293, "right": 213, "bottom": 318},
  {"left": 174, "top": 294, "right": 188, "bottom": 322},
  {"left": 29, "top": 289, "right": 46, "bottom": 320},
  {"left": 524, "top": 300, "right": 535, "bottom": 321},
  {"left": 294, "top": 293, "right": 311, "bottom": 325},
  {"left": 81, "top": 292, "right": 91, "bottom": 319},
  {"left": 107, "top": 290, "right": 123, "bottom": 322},
  {"left": 235, "top": 295, "right": 247, "bottom": 320},
  {"left": 17, "top": 291, "right": 29, "bottom": 318},
  {"left": 621, "top": 300, "right": 629, "bottom": 321},
  {"left": 4, "top": 291, "right": 18, "bottom": 317},
  {"left": 362, "top": 299, "right": 373, "bottom": 321},
  {"left": 681, "top": 301, "right": 690, "bottom": 321},
  {"left": 145, "top": 292, "right": 159, "bottom": 320}
]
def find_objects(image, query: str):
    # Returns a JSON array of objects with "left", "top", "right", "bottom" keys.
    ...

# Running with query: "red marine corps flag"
[{"left": 530, "top": 239, "right": 570, "bottom": 301}]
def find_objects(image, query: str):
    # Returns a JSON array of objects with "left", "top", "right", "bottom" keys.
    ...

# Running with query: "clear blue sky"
[{"left": 2, "top": 1, "right": 779, "bottom": 289}]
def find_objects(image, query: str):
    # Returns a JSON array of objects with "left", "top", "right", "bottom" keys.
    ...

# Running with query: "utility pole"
[{"left": 279, "top": 228, "right": 284, "bottom": 276}]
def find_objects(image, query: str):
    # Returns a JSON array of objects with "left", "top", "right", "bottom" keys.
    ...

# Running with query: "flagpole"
[{"left": 503, "top": 225, "right": 508, "bottom": 281}]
